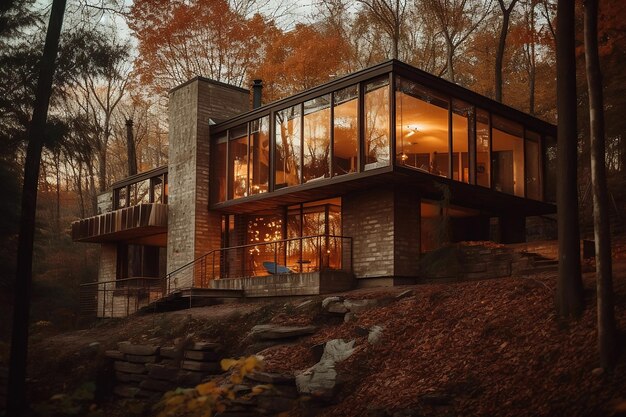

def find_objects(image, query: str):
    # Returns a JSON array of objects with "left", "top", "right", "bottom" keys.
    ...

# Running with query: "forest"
[{"left": 1, "top": 0, "right": 626, "bottom": 415}]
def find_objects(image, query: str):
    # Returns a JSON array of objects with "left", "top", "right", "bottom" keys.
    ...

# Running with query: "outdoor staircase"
[{"left": 139, "top": 287, "right": 245, "bottom": 314}]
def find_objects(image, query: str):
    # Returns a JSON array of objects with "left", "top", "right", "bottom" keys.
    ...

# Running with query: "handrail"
[
  {"left": 164, "top": 234, "right": 352, "bottom": 292},
  {"left": 80, "top": 277, "right": 163, "bottom": 287}
]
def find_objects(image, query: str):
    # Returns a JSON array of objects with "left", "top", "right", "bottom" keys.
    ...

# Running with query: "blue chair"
[{"left": 262, "top": 261, "right": 293, "bottom": 274}]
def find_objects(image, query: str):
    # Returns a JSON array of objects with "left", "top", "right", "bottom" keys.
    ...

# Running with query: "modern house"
[{"left": 72, "top": 60, "right": 557, "bottom": 317}]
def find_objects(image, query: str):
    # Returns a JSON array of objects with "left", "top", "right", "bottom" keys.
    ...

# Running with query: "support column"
[{"left": 167, "top": 78, "right": 249, "bottom": 289}]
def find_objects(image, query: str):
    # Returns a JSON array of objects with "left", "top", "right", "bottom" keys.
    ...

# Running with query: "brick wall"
[
  {"left": 167, "top": 78, "right": 249, "bottom": 289},
  {"left": 343, "top": 188, "right": 395, "bottom": 279},
  {"left": 343, "top": 187, "right": 421, "bottom": 283},
  {"left": 97, "top": 244, "right": 117, "bottom": 318}
]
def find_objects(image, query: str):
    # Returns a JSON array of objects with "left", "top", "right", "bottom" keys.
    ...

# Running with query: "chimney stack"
[{"left": 252, "top": 79, "right": 263, "bottom": 109}]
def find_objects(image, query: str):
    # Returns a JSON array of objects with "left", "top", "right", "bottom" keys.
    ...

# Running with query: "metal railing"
[
  {"left": 165, "top": 234, "right": 353, "bottom": 291},
  {"left": 79, "top": 277, "right": 164, "bottom": 319}
]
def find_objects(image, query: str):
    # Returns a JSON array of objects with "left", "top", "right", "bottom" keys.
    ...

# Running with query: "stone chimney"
[{"left": 167, "top": 78, "right": 249, "bottom": 288}]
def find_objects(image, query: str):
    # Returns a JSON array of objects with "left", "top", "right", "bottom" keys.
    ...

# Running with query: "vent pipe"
[{"left": 252, "top": 79, "right": 263, "bottom": 109}]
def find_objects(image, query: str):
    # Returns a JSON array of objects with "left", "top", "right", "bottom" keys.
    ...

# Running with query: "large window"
[
  {"left": 525, "top": 131, "right": 541, "bottom": 200},
  {"left": 303, "top": 95, "right": 331, "bottom": 182},
  {"left": 492, "top": 115, "right": 524, "bottom": 197},
  {"left": 476, "top": 108, "right": 491, "bottom": 188},
  {"left": 214, "top": 139, "right": 227, "bottom": 203},
  {"left": 396, "top": 77, "right": 450, "bottom": 176},
  {"left": 229, "top": 124, "right": 248, "bottom": 199},
  {"left": 364, "top": 78, "right": 390, "bottom": 170},
  {"left": 250, "top": 117, "right": 269, "bottom": 195},
  {"left": 333, "top": 86, "right": 358, "bottom": 176},
  {"left": 275, "top": 105, "right": 302, "bottom": 189},
  {"left": 452, "top": 100, "right": 472, "bottom": 183}
]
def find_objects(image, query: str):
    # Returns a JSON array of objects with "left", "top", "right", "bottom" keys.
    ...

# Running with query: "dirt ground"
[{"left": 18, "top": 240, "right": 626, "bottom": 416}]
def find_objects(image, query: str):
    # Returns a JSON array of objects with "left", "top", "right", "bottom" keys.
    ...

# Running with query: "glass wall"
[
  {"left": 275, "top": 105, "right": 302, "bottom": 189},
  {"left": 492, "top": 115, "right": 524, "bottom": 197},
  {"left": 229, "top": 124, "right": 248, "bottom": 199},
  {"left": 476, "top": 108, "right": 491, "bottom": 188},
  {"left": 211, "top": 67, "right": 552, "bottom": 203},
  {"left": 113, "top": 171, "right": 168, "bottom": 209},
  {"left": 452, "top": 100, "right": 472, "bottom": 183},
  {"left": 396, "top": 77, "right": 449, "bottom": 176},
  {"left": 303, "top": 95, "right": 331, "bottom": 182},
  {"left": 364, "top": 78, "right": 390, "bottom": 170},
  {"left": 250, "top": 116, "right": 269, "bottom": 195},
  {"left": 525, "top": 131, "right": 541, "bottom": 200},
  {"left": 333, "top": 86, "right": 358, "bottom": 176},
  {"left": 214, "top": 140, "right": 227, "bottom": 203}
]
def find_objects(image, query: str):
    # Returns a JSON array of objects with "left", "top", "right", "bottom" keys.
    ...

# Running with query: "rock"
[
  {"left": 114, "top": 361, "right": 146, "bottom": 374},
  {"left": 180, "top": 360, "right": 221, "bottom": 373},
  {"left": 327, "top": 302, "right": 348, "bottom": 314},
  {"left": 250, "top": 324, "right": 317, "bottom": 340},
  {"left": 88, "top": 342, "right": 101, "bottom": 350},
  {"left": 321, "top": 339, "right": 355, "bottom": 363},
  {"left": 146, "top": 363, "right": 180, "bottom": 380},
  {"left": 296, "top": 339, "right": 355, "bottom": 399},
  {"left": 105, "top": 350, "right": 125, "bottom": 360},
  {"left": 245, "top": 371, "right": 295, "bottom": 385},
  {"left": 160, "top": 346, "right": 178, "bottom": 359},
  {"left": 344, "top": 312, "right": 356, "bottom": 323},
  {"left": 344, "top": 298, "right": 379, "bottom": 313},
  {"left": 296, "top": 299, "right": 314, "bottom": 310},
  {"left": 118, "top": 342, "right": 159, "bottom": 356},
  {"left": 184, "top": 350, "right": 221, "bottom": 361},
  {"left": 126, "top": 354, "right": 157, "bottom": 364},
  {"left": 395, "top": 289, "right": 415, "bottom": 300},
  {"left": 114, "top": 385, "right": 140, "bottom": 398},
  {"left": 368, "top": 325, "right": 384, "bottom": 345},
  {"left": 189, "top": 342, "right": 222, "bottom": 352},
  {"left": 296, "top": 360, "right": 339, "bottom": 399},
  {"left": 592, "top": 367, "right": 604, "bottom": 376},
  {"left": 322, "top": 296, "right": 343, "bottom": 309}
]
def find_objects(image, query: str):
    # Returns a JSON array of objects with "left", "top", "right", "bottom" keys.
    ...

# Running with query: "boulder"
[
  {"left": 368, "top": 325, "right": 384, "bottom": 345},
  {"left": 327, "top": 302, "right": 348, "bottom": 314},
  {"left": 114, "top": 361, "right": 146, "bottom": 374},
  {"left": 296, "top": 339, "right": 355, "bottom": 399},
  {"left": 321, "top": 296, "right": 343, "bottom": 309},
  {"left": 344, "top": 298, "right": 379, "bottom": 313}
]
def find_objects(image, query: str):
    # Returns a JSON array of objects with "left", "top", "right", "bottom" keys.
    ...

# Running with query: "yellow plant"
[{"left": 154, "top": 355, "right": 266, "bottom": 417}]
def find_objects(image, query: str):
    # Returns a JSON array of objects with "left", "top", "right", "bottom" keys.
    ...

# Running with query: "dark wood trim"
[
  {"left": 211, "top": 61, "right": 395, "bottom": 134},
  {"left": 389, "top": 72, "right": 396, "bottom": 169},
  {"left": 111, "top": 166, "right": 168, "bottom": 190},
  {"left": 329, "top": 91, "right": 335, "bottom": 177}
]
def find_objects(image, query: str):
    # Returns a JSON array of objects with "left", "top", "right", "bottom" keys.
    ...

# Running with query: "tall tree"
[
  {"left": 555, "top": 0, "right": 583, "bottom": 318},
  {"left": 125, "top": 118, "right": 138, "bottom": 176},
  {"left": 356, "top": 0, "right": 407, "bottom": 60},
  {"left": 7, "top": 0, "right": 67, "bottom": 415},
  {"left": 494, "top": 0, "right": 519, "bottom": 102},
  {"left": 423, "top": 0, "right": 492, "bottom": 83},
  {"left": 583, "top": 0, "right": 617, "bottom": 369}
]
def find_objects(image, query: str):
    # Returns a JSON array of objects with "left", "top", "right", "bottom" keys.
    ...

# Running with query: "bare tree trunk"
[
  {"left": 495, "top": 0, "right": 518, "bottom": 103},
  {"left": 584, "top": 0, "right": 617, "bottom": 370},
  {"left": 98, "top": 144, "right": 107, "bottom": 192},
  {"left": 446, "top": 38, "right": 455, "bottom": 82},
  {"left": 555, "top": 0, "right": 584, "bottom": 318},
  {"left": 54, "top": 149, "right": 61, "bottom": 234},
  {"left": 126, "top": 118, "right": 138, "bottom": 176},
  {"left": 7, "top": 1, "right": 66, "bottom": 415}
]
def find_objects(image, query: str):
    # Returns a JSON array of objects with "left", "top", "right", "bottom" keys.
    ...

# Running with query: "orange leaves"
[{"left": 128, "top": 0, "right": 276, "bottom": 94}]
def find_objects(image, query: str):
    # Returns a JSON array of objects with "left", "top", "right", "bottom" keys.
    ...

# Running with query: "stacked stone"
[
  {"left": 107, "top": 341, "right": 225, "bottom": 400},
  {"left": 223, "top": 371, "right": 299, "bottom": 416}
]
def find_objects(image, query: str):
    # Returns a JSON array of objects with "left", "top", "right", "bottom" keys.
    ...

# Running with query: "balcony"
[
  {"left": 71, "top": 203, "right": 168, "bottom": 243},
  {"left": 166, "top": 234, "right": 355, "bottom": 297}
]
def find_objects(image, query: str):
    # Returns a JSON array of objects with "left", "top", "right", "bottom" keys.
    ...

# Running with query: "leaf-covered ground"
[{"left": 20, "top": 239, "right": 626, "bottom": 416}]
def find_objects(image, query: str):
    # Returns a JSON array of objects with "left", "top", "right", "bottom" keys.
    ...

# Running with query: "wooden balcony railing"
[{"left": 71, "top": 203, "right": 167, "bottom": 242}]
